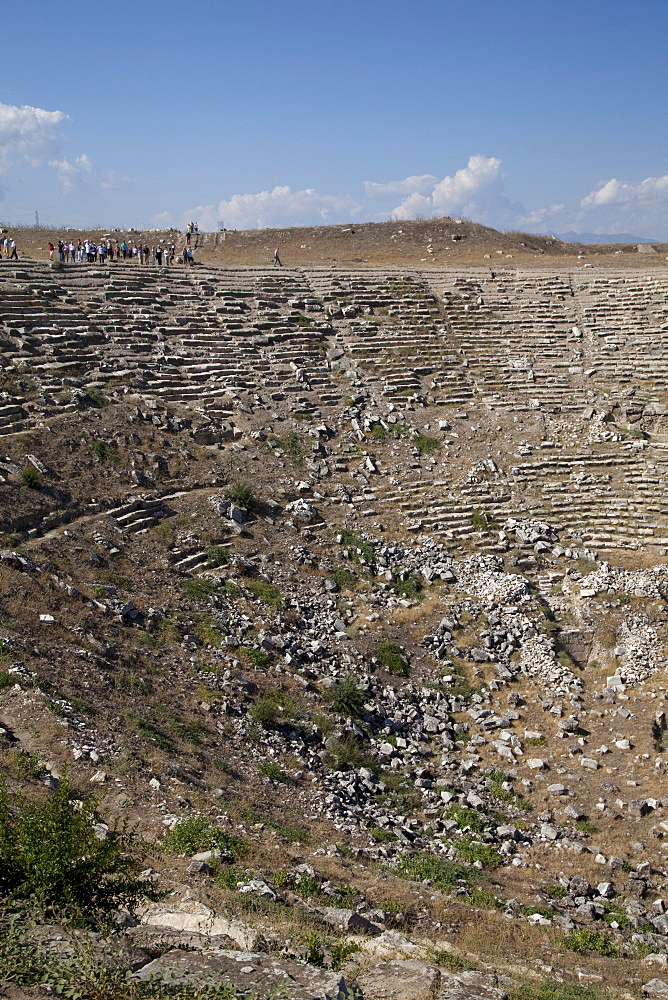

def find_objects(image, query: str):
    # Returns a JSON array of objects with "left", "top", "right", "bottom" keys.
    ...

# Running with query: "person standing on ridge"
[{"left": 273, "top": 247, "right": 282, "bottom": 267}]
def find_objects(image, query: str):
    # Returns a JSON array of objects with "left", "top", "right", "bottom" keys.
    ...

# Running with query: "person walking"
[
  {"left": 48, "top": 242, "right": 54, "bottom": 260},
  {"left": 155, "top": 246, "right": 163, "bottom": 266},
  {"left": 273, "top": 247, "right": 282, "bottom": 267},
  {"left": 9, "top": 239, "right": 18, "bottom": 260},
  {"left": 2, "top": 236, "right": 9, "bottom": 258}
]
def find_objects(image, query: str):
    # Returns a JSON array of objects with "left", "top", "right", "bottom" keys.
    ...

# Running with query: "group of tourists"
[
  {"left": 44, "top": 239, "right": 195, "bottom": 266},
  {"left": 1, "top": 236, "right": 19, "bottom": 259}
]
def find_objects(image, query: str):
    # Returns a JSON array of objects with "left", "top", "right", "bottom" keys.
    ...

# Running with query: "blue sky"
[{"left": 1, "top": 0, "right": 667, "bottom": 236}]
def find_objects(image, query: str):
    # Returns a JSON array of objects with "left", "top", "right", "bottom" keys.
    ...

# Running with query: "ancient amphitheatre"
[{"left": 3, "top": 217, "right": 668, "bottom": 1000}]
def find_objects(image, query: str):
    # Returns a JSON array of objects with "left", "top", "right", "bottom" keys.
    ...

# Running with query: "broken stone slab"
[
  {"left": 355, "top": 959, "right": 441, "bottom": 1000},
  {"left": 643, "top": 979, "right": 668, "bottom": 998},
  {"left": 0, "top": 550, "right": 37, "bottom": 572},
  {"left": 318, "top": 907, "right": 380, "bottom": 934},
  {"left": 136, "top": 898, "right": 263, "bottom": 951},
  {"left": 132, "top": 949, "right": 349, "bottom": 999}
]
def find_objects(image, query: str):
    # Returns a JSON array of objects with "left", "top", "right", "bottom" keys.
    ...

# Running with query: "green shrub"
[
  {"left": 338, "top": 529, "right": 375, "bottom": 565},
  {"left": 413, "top": 434, "right": 441, "bottom": 455},
  {"left": 0, "top": 777, "right": 158, "bottom": 918},
  {"left": 206, "top": 545, "right": 230, "bottom": 567},
  {"left": 246, "top": 580, "right": 283, "bottom": 607},
  {"left": 180, "top": 578, "right": 217, "bottom": 602},
  {"left": 237, "top": 645, "right": 272, "bottom": 667},
  {"left": 470, "top": 510, "right": 499, "bottom": 531},
  {"left": 249, "top": 689, "right": 297, "bottom": 729},
  {"left": 389, "top": 575, "right": 424, "bottom": 601},
  {"left": 444, "top": 804, "right": 487, "bottom": 834},
  {"left": 562, "top": 927, "right": 618, "bottom": 956},
  {"left": 267, "top": 431, "right": 309, "bottom": 465},
  {"left": 331, "top": 940, "right": 361, "bottom": 971},
  {"left": 191, "top": 612, "right": 225, "bottom": 646},
  {"left": 467, "top": 888, "right": 504, "bottom": 909},
  {"left": 509, "top": 980, "right": 605, "bottom": 1000},
  {"left": 0, "top": 670, "right": 14, "bottom": 690},
  {"left": 215, "top": 864, "right": 249, "bottom": 891},
  {"left": 163, "top": 816, "right": 246, "bottom": 858},
  {"left": 258, "top": 760, "right": 289, "bottom": 782},
  {"left": 376, "top": 641, "right": 409, "bottom": 676},
  {"left": 324, "top": 675, "right": 365, "bottom": 717},
  {"left": 227, "top": 483, "right": 255, "bottom": 508},
  {"left": 86, "top": 390, "right": 109, "bottom": 408},
  {"left": 325, "top": 735, "right": 375, "bottom": 771},
  {"left": 88, "top": 440, "right": 118, "bottom": 463},
  {"left": 457, "top": 836, "right": 501, "bottom": 869},
  {"left": 330, "top": 568, "right": 358, "bottom": 591},
  {"left": 19, "top": 465, "right": 40, "bottom": 488},
  {"left": 488, "top": 770, "right": 532, "bottom": 810}
]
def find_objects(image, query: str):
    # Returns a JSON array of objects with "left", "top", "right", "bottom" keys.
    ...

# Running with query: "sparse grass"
[
  {"left": 267, "top": 431, "right": 310, "bottom": 466},
  {"left": 397, "top": 854, "right": 482, "bottom": 892},
  {"left": 575, "top": 819, "right": 597, "bottom": 835},
  {"left": 249, "top": 689, "right": 298, "bottom": 729},
  {"left": 389, "top": 574, "right": 424, "bottom": 601},
  {"left": 376, "top": 640, "right": 409, "bottom": 676},
  {"left": 508, "top": 979, "right": 606, "bottom": 1000},
  {"left": 100, "top": 571, "right": 133, "bottom": 593},
  {"left": 457, "top": 836, "right": 501, "bottom": 868},
  {"left": 0, "top": 670, "right": 14, "bottom": 690},
  {"left": 258, "top": 760, "right": 289, "bottom": 782},
  {"left": 325, "top": 734, "right": 376, "bottom": 771},
  {"left": 86, "top": 389, "right": 110, "bottom": 408},
  {"left": 246, "top": 580, "right": 284, "bottom": 607},
  {"left": 88, "top": 440, "right": 119, "bottom": 463},
  {"left": 237, "top": 645, "right": 273, "bottom": 667},
  {"left": 153, "top": 521, "right": 175, "bottom": 542},
  {"left": 191, "top": 612, "right": 225, "bottom": 646},
  {"left": 488, "top": 770, "right": 532, "bottom": 810},
  {"left": 181, "top": 578, "right": 218, "bottom": 602},
  {"left": 338, "top": 529, "right": 375, "bottom": 566}
]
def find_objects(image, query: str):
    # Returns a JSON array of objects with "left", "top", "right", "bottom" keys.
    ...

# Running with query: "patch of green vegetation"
[
  {"left": 258, "top": 760, "right": 289, "bottom": 783},
  {"left": 457, "top": 836, "right": 501, "bottom": 869},
  {"left": 19, "top": 465, "right": 40, "bottom": 488},
  {"left": 467, "top": 888, "right": 504, "bottom": 909},
  {"left": 0, "top": 776, "right": 158, "bottom": 919},
  {"left": 369, "top": 826, "right": 397, "bottom": 844},
  {"left": 397, "top": 854, "right": 482, "bottom": 892},
  {"left": 413, "top": 433, "right": 441, "bottom": 456},
  {"left": 191, "top": 612, "right": 226, "bottom": 646},
  {"left": 431, "top": 950, "right": 477, "bottom": 971},
  {"left": 338, "top": 529, "right": 375, "bottom": 566},
  {"left": 293, "top": 411, "right": 314, "bottom": 422},
  {"left": 389, "top": 574, "right": 425, "bottom": 601},
  {"left": 249, "top": 689, "right": 298, "bottom": 729},
  {"left": 331, "top": 940, "right": 361, "bottom": 971},
  {"left": 268, "top": 430, "right": 310, "bottom": 465},
  {"left": 324, "top": 675, "right": 366, "bottom": 717},
  {"left": 600, "top": 899, "right": 630, "bottom": 929},
  {"left": 444, "top": 804, "right": 487, "bottom": 833},
  {"left": 206, "top": 545, "right": 230, "bottom": 567},
  {"left": 88, "top": 440, "right": 119, "bottom": 463},
  {"left": 215, "top": 864, "right": 250, "bottom": 891},
  {"left": 488, "top": 770, "right": 532, "bottom": 810},
  {"left": 575, "top": 819, "right": 597, "bottom": 835},
  {"left": 227, "top": 483, "right": 255, "bottom": 508},
  {"left": 237, "top": 645, "right": 273, "bottom": 667},
  {"left": 325, "top": 734, "right": 376, "bottom": 771},
  {"left": 470, "top": 510, "right": 499, "bottom": 531},
  {"left": 544, "top": 882, "right": 567, "bottom": 899},
  {"left": 100, "top": 571, "right": 133, "bottom": 593},
  {"left": 0, "top": 670, "right": 14, "bottom": 690},
  {"left": 371, "top": 424, "right": 389, "bottom": 442},
  {"left": 376, "top": 640, "right": 410, "bottom": 676},
  {"left": 330, "top": 567, "right": 358, "bottom": 591},
  {"left": 124, "top": 712, "right": 175, "bottom": 752},
  {"left": 153, "top": 521, "right": 175, "bottom": 542},
  {"left": 562, "top": 927, "right": 618, "bottom": 956},
  {"left": 181, "top": 578, "right": 218, "bottom": 602},
  {"left": 246, "top": 580, "right": 284, "bottom": 607},
  {"left": 508, "top": 980, "right": 605, "bottom": 1000},
  {"left": 224, "top": 580, "right": 242, "bottom": 598},
  {"left": 163, "top": 817, "right": 246, "bottom": 858},
  {"left": 86, "top": 389, "right": 110, "bottom": 408}
]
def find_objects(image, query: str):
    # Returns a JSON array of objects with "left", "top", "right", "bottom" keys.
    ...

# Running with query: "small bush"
[
  {"left": 237, "top": 645, "right": 272, "bottom": 667},
  {"left": 227, "top": 483, "right": 255, "bottom": 508},
  {"left": 376, "top": 641, "right": 409, "bottom": 676},
  {"left": 330, "top": 568, "right": 358, "bottom": 591},
  {"left": 246, "top": 580, "right": 283, "bottom": 607},
  {"left": 444, "top": 804, "right": 487, "bottom": 834},
  {"left": 471, "top": 510, "right": 499, "bottom": 531},
  {"left": 163, "top": 816, "right": 246, "bottom": 858},
  {"left": 19, "top": 465, "right": 40, "bottom": 488},
  {"left": 88, "top": 440, "right": 118, "bottom": 463},
  {"left": 86, "top": 390, "right": 109, "bottom": 408},
  {"left": 325, "top": 734, "right": 375, "bottom": 771},
  {"left": 457, "top": 836, "right": 501, "bottom": 869},
  {"left": 413, "top": 434, "right": 441, "bottom": 455},
  {"left": 324, "top": 675, "right": 365, "bottom": 717},
  {"left": 562, "top": 927, "right": 618, "bottom": 956},
  {"left": 206, "top": 544, "right": 230, "bottom": 567},
  {"left": 0, "top": 777, "right": 158, "bottom": 918},
  {"left": 216, "top": 864, "right": 249, "bottom": 891},
  {"left": 250, "top": 689, "right": 297, "bottom": 729},
  {"left": 389, "top": 575, "right": 424, "bottom": 601},
  {"left": 259, "top": 760, "right": 289, "bottom": 782},
  {"left": 0, "top": 670, "right": 14, "bottom": 690},
  {"left": 268, "top": 431, "right": 309, "bottom": 465},
  {"left": 191, "top": 612, "right": 225, "bottom": 646}
]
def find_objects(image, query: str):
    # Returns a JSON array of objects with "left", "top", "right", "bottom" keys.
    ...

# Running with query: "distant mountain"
[{"left": 555, "top": 231, "right": 660, "bottom": 245}]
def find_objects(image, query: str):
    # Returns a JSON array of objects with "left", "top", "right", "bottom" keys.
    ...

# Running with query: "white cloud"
[
  {"left": 0, "top": 102, "right": 68, "bottom": 172},
  {"left": 363, "top": 174, "right": 439, "bottom": 198},
  {"left": 48, "top": 153, "right": 94, "bottom": 195},
  {"left": 379, "top": 156, "right": 524, "bottom": 227},
  {"left": 581, "top": 174, "right": 668, "bottom": 209},
  {"left": 186, "top": 185, "right": 361, "bottom": 231}
]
